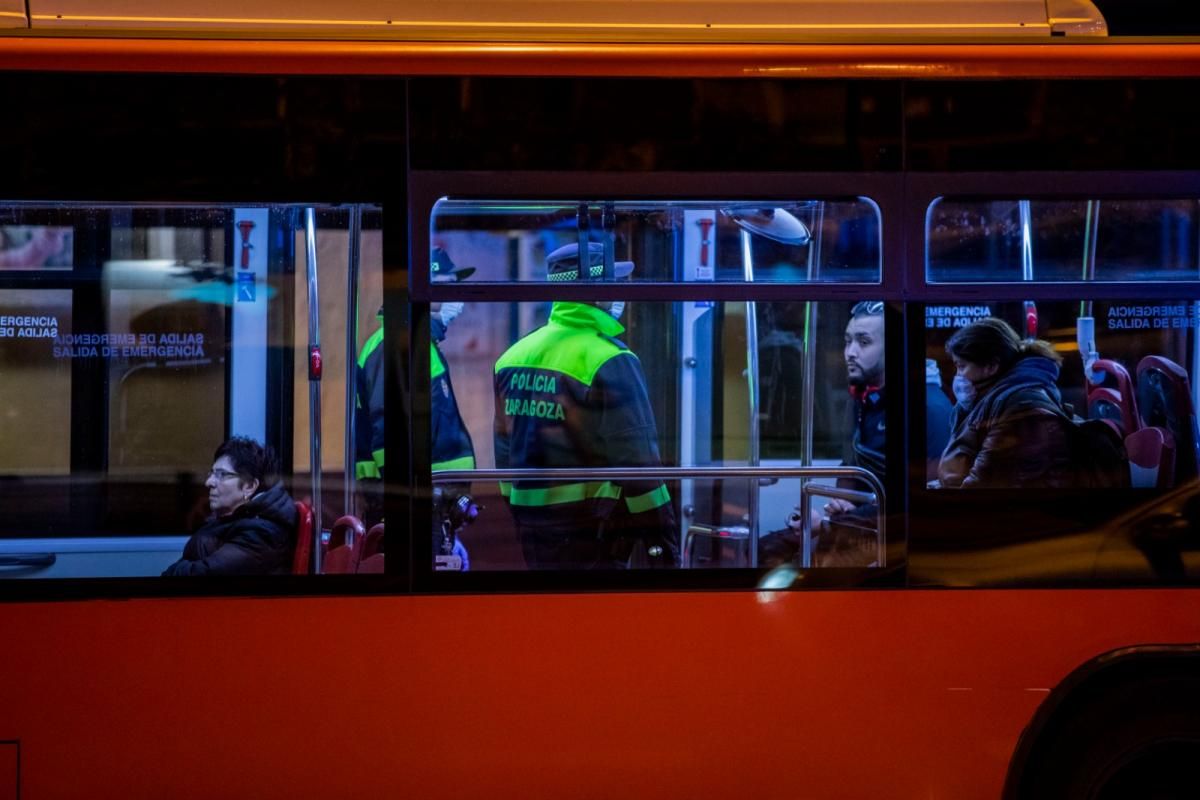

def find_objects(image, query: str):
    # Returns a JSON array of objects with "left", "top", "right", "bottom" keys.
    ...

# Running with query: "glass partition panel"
[
  {"left": 428, "top": 299, "right": 893, "bottom": 573},
  {"left": 927, "top": 198, "right": 1200, "bottom": 283},
  {"left": 430, "top": 198, "right": 881, "bottom": 283}
]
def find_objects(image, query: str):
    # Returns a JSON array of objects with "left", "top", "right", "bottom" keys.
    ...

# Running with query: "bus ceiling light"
[{"left": 721, "top": 207, "right": 810, "bottom": 246}]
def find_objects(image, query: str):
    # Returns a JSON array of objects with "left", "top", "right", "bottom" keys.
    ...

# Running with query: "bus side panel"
[{"left": 0, "top": 589, "right": 1195, "bottom": 799}]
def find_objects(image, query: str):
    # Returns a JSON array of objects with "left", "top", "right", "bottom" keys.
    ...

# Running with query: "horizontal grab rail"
[
  {"left": 800, "top": 483, "right": 886, "bottom": 568},
  {"left": 434, "top": 466, "right": 886, "bottom": 569},
  {"left": 434, "top": 465, "right": 881, "bottom": 493},
  {"left": 801, "top": 483, "right": 876, "bottom": 506}
]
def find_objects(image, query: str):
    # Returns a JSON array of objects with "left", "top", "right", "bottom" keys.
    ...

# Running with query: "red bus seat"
[
  {"left": 1136, "top": 355, "right": 1200, "bottom": 486},
  {"left": 293, "top": 501, "right": 314, "bottom": 575},
  {"left": 1125, "top": 427, "right": 1176, "bottom": 489},
  {"left": 1088, "top": 387, "right": 1130, "bottom": 437},
  {"left": 323, "top": 515, "right": 365, "bottom": 574},
  {"left": 358, "top": 523, "right": 384, "bottom": 573},
  {"left": 1087, "top": 358, "right": 1140, "bottom": 437}
]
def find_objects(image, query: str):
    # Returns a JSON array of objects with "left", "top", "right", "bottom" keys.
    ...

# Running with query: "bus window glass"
[
  {"left": 925, "top": 299, "right": 1200, "bottom": 491},
  {"left": 0, "top": 289, "right": 72, "bottom": 475},
  {"left": 0, "top": 203, "right": 384, "bottom": 581},
  {"left": 105, "top": 214, "right": 228, "bottom": 480},
  {"left": 428, "top": 298, "right": 893, "bottom": 573},
  {"left": 917, "top": 298, "right": 1200, "bottom": 586},
  {"left": 0, "top": 225, "right": 72, "bottom": 269},
  {"left": 430, "top": 198, "right": 882, "bottom": 283},
  {"left": 927, "top": 198, "right": 1200, "bottom": 283}
]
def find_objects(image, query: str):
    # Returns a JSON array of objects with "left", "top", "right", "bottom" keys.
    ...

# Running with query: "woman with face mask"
[{"left": 936, "top": 317, "right": 1074, "bottom": 489}]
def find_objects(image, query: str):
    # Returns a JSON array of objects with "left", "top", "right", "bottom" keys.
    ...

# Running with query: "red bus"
[{"left": 2, "top": 2, "right": 1200, "bottom": 797}]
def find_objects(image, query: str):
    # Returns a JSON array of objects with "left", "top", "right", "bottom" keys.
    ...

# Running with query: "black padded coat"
[{"left": 162, "top": 482, "right": 297, "bottom": 576}]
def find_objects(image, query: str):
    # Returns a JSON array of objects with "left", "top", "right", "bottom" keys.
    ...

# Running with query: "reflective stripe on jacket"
[{"left": 354, "top": 323, "right": 385, "bottom": 479}]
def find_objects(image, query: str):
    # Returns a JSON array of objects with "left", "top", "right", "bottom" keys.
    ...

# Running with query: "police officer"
[
  {"left": 429, "top": 247, "right": 476, "bottom": 475},
  {"left": 354, "top": 306, "right": 385, "bottom": 525},
  {"left": 354, "top": 248, "right": 477, "bottom": 554},
  {"left": 429, "top": 247, "right": 476, "bottom": 568},
  {"left": 493, "top": 242, "right": 678, "bottom": 569}
]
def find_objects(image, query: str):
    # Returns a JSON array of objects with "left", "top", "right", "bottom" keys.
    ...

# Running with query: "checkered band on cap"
[
  {"left": 545, "top": 242, "right": 634, "bottom": 281},
  {"left": 548, "top": 264, "right": 606, "bottom": 282}
]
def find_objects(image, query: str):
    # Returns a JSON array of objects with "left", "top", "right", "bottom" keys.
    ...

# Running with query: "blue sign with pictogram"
[{"left": 236, "top": 272, "right": 256, "bottom": 303}]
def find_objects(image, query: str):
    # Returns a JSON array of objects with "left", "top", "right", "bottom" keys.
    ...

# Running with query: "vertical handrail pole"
[
  {"left": 602, "top": 201, "right": 616, "bottom": 280},
  {"left": 801, "top": 202, "right": 825, "bottom": 469},
  {"left": 1083, "top": 199, "right": 1100, "bottom": 284},
  {"left": 741, "top": 230, "right": 760, "bottom": 567},
  {"left": 343, "top": 205, "right": 362, "bottom": 522},
  {"left": 305, "top": 208, "right": 324, "bottom": 574},
  {"left": 1019, "top": 200, "right": 1035, "bottom": 282},
  {"left": 799, "top": 203, "right": 824, "bottom": 557},
  {"left": 577, "top": 202, "right": 591, "bottom": 280}
]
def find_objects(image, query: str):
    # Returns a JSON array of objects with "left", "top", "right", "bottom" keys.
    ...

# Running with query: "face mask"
[
  {"left": 439, "top": 302, "right": 465, "bottom": 326},
  {"left": 952, "top": 375, "right": 976, "bottom": 404},
  {"left": 608, "top": 301, "right": 625, "bottom": 320}
]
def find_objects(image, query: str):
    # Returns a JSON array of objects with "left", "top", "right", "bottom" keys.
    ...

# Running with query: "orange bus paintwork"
[
  {"left": 0, "top": 39, "right": 1199, "bottom": 78},
  {"left": 2, "top": 589, "right": 1198, "bottom": 798}
]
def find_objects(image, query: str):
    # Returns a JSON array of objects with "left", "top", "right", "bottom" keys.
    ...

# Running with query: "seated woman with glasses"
[{"left": 163, "top": 437, "right": 298, "bottom": 576}]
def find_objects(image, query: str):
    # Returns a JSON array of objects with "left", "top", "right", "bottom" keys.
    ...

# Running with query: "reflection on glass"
[
  {"left": 106, "top": 219, "right": 229, "bottom": 480},
  {"left": 430, "top": 198, "right": 881, "bottom": 283},
  {"left": 927, "top": 198, "right": 1200, "bottom": 282},
  {"left": 0, "top": 226, "right": 72, "bottom": 269},
  {"left": 0, "top": 289, "right": 71, "bottom": 475},
  {"left": 430, "top": 299, "right": 890, "bottom": 571}
]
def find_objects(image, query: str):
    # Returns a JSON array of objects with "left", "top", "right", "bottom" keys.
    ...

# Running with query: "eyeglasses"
[
  {"left": 207, "top": 468, "right": 241, "bottom": 482},
  {"left": 851, "top": 300, "right": 884, "bottom": 317}
]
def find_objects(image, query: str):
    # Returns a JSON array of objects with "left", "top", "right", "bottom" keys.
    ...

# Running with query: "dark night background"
[{"left": 1096, "top": 0, "right": 1200, "bottom": 34}]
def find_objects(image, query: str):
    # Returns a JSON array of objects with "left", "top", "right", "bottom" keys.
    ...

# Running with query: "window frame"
[
  {"left": 407, "top": 170, "right": 908, "bottom": 593},
  {"left": 0, "top": 201, "right": 404, "bottom": 600},
  {"left": 905, "top": 171, "right": 1200, "bottom": 588}
]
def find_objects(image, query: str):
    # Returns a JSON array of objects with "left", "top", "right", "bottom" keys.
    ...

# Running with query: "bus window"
[
  {"left": 925, "top": 299, "right": 1200, "bottom": 492},
  {"left": 917, "top": 194, "right": 1200, "bottom": 587},
  {"left": 0, "top": 203, "right": 381, "bottom": 581},
  {"left": 426, "top": 296, "right": 894, "bottom": 573},
  {"left": 427, "top": 196, "right": 891, "bottom": 575},
  {"left": 927, "top": 198, "right": 1200, "bottom": 283},
  {"left": 430, "top": 198, "right": 881, "bottom": 283}
]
